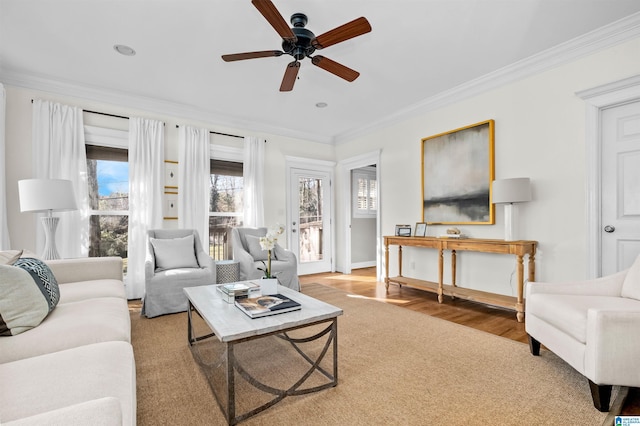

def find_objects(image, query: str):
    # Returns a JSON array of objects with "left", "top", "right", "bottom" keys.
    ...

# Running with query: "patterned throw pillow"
[{"left": 0, "top": 258, "right": 60, "bottom": 336}]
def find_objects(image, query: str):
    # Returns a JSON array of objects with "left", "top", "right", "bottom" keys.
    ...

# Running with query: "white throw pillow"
[
  {"left": 621, "top": 254, "right": 640, "bottom": 300},
  {"left": 150, "top": 234, "right": 199, "bottom": 271},
  {"left": 245, "top": 234, "right": 269, "bottom": 261}
]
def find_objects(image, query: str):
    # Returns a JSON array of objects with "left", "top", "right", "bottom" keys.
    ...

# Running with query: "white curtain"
[
  {"left": 32, "top": 100, "right": 89, "bottom": 258},
  {"left": 178, "top": 125, "right": 210, "bottom": 249},
  {"left": 127, "top": 117, "right": 164, "bottom": 299},
  {"left": 0, "top": 83, "right": 9, "bottom": 249},
  {"left": 243, "top": 136, "right": 265, "bottom": 228}
]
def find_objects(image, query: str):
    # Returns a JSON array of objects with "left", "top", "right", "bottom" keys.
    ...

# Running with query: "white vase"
[{"left": 260, "top": 277, "right": 278, "bottom": 295}]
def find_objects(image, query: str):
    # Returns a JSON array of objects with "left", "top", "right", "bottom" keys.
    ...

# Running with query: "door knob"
[{"left": 604, "top": 225, "right": 615, "bottom": 233}]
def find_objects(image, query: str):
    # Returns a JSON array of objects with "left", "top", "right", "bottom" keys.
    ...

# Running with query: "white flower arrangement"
[{"left": 258, "top": 224, "right": 284, "bottom": 278}]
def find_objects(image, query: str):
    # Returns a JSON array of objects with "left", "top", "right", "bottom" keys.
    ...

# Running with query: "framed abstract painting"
[{"left": 421, "top": 120, "right": 495, "bottom": 225}]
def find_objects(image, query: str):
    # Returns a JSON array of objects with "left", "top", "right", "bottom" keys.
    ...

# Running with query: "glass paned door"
[{"left": 290, "top": 168, "right": 332, "bottom": 275}]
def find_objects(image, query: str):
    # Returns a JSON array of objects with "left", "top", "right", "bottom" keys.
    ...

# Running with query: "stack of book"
[{"left": 217, "top": 282, "right": 260, "bottom": 303}]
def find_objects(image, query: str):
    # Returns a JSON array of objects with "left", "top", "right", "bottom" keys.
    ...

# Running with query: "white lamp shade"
[
  {"left": 18, "top": 179, "right": 78, "bottom": 213},
  {"left": 492, "top": 178, "right": 532, "bottom": 204}
]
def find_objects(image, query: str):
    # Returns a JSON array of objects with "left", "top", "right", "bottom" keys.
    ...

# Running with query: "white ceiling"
[{"left": 2, "top": 0, "right": 640, "bottom": 144}]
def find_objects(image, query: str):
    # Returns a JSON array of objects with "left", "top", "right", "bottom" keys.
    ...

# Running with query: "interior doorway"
[{"left": 339, "top": 150, "right": 381, "bottom": 277}]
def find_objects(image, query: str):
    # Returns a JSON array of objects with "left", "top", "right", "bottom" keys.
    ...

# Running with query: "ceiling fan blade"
[
  {"left": 311, "top": 56, "right": 360, "bottom": 82},
  {"left": 280, "top": 61, "right": 300, "bottom": 92},
  {"left": 251, "top": 0, "right": 297, "bottom": 43},
  {"left": 221, "top": 50, "right": 283, "bottom": 62},
  {"left": 312, "top": 17, "right": 372, "bottom": 49}
]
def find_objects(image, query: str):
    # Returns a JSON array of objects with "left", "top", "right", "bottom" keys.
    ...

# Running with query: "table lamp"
[
  {"left": 492, "top": 178, "right": 531, "bottom": 241},
  {"left": 18, "top": 179, "right": 78, "bottom": 260}
]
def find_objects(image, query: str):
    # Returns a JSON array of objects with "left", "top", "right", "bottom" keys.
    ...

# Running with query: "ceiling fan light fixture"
[{"left": 113, "top": 44, "right": 136, "bottom": 56}]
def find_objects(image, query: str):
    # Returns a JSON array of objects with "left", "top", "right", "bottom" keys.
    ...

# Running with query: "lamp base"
[
  {"left": 503, "top": 203, "right": 519, "bottom": 241},
  {"left": 41, "top": 216, "right": 60, "bottom": 260}
]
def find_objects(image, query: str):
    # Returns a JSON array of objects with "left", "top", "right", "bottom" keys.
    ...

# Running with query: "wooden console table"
[{"left": 383, "top": 236, "right": 537, "bottom": 322}]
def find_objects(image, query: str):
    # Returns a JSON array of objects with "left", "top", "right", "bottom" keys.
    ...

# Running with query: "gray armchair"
[
  {"left": 141, "top": 229, "right": 216, "bottom": 318},
  {"left": 231, "top": 227, "right": 300, "bottom": 291}
]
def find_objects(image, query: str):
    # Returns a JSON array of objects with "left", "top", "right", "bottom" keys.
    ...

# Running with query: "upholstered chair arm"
[
  {"left": 144, "top": 249, "right": 156, "bottom": 283},
  {"left": 526, "top": 269, "right": 627, "bottom": 299},
  {"left": 46, "top": 257, "right": 123, "bottom": 284},
  {"left": 273, "top": 244, "right": 297, "bottom": 264},
  {"left": 585, "top": 309, "right": 640, "bottom": 386}
]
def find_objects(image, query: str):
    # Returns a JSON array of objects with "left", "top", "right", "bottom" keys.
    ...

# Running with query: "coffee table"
[{"left": 184, "top": 283, "right": 343, "bottom": 425}]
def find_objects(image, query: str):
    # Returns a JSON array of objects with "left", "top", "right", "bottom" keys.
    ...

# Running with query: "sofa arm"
[
  {"left": 46, "top": 257, "right": 123, "bottom": 284},
  {"left": 526, "top": 269, "right": 627, "bottom": 298},
  {"left": 585, "top": 309, "right": 640, "bottom": 386}
]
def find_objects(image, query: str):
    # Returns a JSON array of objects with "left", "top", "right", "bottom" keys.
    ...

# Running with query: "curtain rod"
[
  {"left": 30, "top": 100, "right": 164, "bottom": 125},
  {"left": 175, "top": 124, "right": 244, "bottom": 139}
]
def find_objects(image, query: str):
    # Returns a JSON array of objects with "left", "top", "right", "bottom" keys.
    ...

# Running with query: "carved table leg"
[
  {"left": 437, "top": 248, "right": 444, "bottom": 303},
  {"left": 516, "top": 254, "right": 525, "bottom": 323},
  {"left": 384, "top": 241, "right": 390, "bottom": 290}
]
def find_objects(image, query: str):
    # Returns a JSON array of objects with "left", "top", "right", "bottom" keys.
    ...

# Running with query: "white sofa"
[{"left": 0, "top": 256, "right": 136, "bottom": 425}]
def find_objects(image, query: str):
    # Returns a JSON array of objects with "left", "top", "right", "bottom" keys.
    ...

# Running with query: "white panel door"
[
  {"left": 289, "top": 168, "right": 333, "bottom": 275},
  {"left": 601, "top": 100, "right": 640, "bottom": 275}
]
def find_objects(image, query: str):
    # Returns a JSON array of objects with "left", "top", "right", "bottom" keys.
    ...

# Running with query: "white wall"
[
  {"left": 335, "top": 37, "right": 640, "bottom": 296},
  {"left": 4, "top": 86, "right": 335, "bottom": 252}
]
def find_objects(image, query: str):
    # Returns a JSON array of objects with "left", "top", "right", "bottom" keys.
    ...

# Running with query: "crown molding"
[
  {"left": 0, "top": 70, "right": 333, "bottom": 145},
  {"left": 333, "top": 11, "right": 640, "bottom": 145}
]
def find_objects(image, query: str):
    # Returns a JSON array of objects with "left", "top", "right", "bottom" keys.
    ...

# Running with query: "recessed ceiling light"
[
  {"left": 315, "top": 102, "right": 328, "bottom": 108},
  {"left": 113, "top": 44, "right": 136, "bottom": 56}
]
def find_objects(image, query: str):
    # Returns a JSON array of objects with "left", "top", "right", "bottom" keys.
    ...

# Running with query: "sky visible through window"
[{"left": 97, "top": 160, "right": 128, "bottom": 196}]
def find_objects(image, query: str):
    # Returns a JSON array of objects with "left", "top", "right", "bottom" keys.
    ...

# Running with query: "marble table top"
[{"left": 184, "top": 282, "right": 343, "bottom": 343}]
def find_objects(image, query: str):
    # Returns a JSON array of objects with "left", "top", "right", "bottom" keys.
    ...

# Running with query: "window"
[
  {"left": 85, "top": 126, "right": 129, "bottom": 272},
  {"left": 209, "top": 159, "right": 243, "bottom": 260},
  {"left": 352, "top": 167, "right": 377, "bottom": 218}
]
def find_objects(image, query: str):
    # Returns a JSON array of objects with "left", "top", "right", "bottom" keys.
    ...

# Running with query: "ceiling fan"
[{"left": 222, "top": 0, "right": 372, "bottom": 92}]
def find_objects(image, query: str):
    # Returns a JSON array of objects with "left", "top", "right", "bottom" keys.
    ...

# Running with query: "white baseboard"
[{"left": 351, "top": 261, "right": 376, "bottom": 270}]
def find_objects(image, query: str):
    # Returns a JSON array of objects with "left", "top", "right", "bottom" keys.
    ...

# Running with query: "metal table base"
[{"left": 187, "top": 302, "right": 338, "bottom": 425}]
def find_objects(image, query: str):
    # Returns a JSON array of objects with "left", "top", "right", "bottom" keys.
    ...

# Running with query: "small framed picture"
[
  {"left": 395, "top": 224, "right": 412, "bottom": 237},
  {"left": 415, "top": 222, "right": 427, "bottom": 237},
  {"left": 165, "top": 160, "right": 178, "bottom": 189},
  {"left": 164, "top": 191, "right": 178, "bottom": 220}
]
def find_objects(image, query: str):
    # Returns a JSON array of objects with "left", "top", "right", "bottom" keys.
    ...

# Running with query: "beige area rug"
[{"left": 131, "top": 283, "right": 611, "bottom": 425}]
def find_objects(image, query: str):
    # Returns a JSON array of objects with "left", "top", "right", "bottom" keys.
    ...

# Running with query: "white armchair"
[
  {"left": 231, "top": 227, "right": 300, "bottom": 291},
  {"left": 525, "top": 254, "right": 640, "bottom": 411},
  {"left": 141, "top": 229, "right": 216, "bottom": 318}
]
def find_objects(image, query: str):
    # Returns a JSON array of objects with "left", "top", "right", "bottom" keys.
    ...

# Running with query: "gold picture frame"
[{"left": 421, "top": 120, "right": 495, "bottom": 225}]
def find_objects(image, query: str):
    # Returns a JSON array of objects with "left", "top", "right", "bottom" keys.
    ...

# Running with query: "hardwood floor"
[{"left": 300, "top": 267, "right": 640, "bottom": 416}]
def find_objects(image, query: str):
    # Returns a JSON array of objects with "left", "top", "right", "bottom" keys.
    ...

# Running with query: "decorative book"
[{"left": 235, "top": 294, "right": 301, "bottom": 318}]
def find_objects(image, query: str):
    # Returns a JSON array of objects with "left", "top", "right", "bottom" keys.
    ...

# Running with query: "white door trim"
[
  {"left": 338, "top": 150, "right": 382, "bottom": 278},
  {"left": 577, "top": 74, "right": 640, "bottom": 278},
  {"left": 285, "top": 156, "right": 336, "bottom": 273}
]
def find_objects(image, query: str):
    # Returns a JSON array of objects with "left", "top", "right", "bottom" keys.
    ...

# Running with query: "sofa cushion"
[
  {"left": 0, "top": 259, "right": 59, "bottom": 336},
  {"left": 621, "top": 254, "right": 640, "bottom": 300},
  {"left": 0, "top": 296, "right": 130, "bottom": 363},
  {"left": 3, "top": 397, "right": 123, "bottom": 426},
  {"left": 58, "top": 279, "right": 126, "bottom": 304},
  {"left": 0, "top": 341, "right": 135, "bottom": 425},
  {"left": 527, "top": 294, "right": 640, "bottom": 343},
  {"left": 150, "top": 234, "right": 199, "bottom": 271}
]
